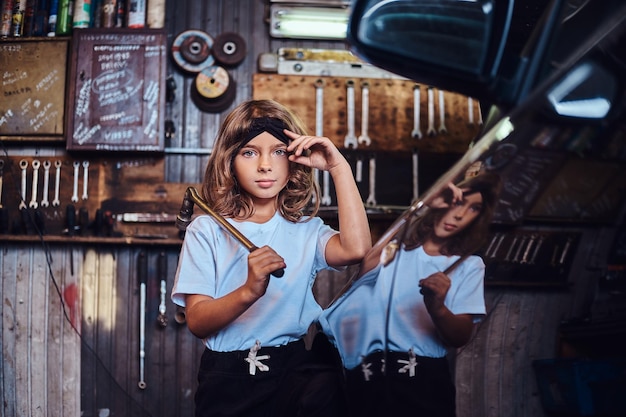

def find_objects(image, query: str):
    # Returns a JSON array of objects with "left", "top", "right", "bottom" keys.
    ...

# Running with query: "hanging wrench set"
[
  {"left": 480, "top": 229, "right": 581, "bottom": 287},
  {"left": 0, "top": 156, "right": 107, "bottom": 235}
]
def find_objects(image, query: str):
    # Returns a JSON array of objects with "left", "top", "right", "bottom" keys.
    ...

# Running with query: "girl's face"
[
  {"left": 433, "top": 190, "right": 483, "bottom": 239},
  {"left": 233, "top": 132, "right": 290, "bottom": 204}
]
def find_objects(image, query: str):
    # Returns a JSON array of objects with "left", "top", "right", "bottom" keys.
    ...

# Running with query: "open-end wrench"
[
  {"left": 411, "top": 84, "right": 422, "bottom": 139},
  {"left": 477, "top": 101, "right": 483, "bottom": 125},
  {"left": 365, "top": 154, "right": 376, "bottom": 206},
  {"left": 504, "top": 236, "right": 518, "bottom": 262},
  {"left": 520, "top": 235, "right": 536, "bottom": 264},
  {"left": 492, "top": 234, "right": 506, "bottom": 258},
  {"left": 29, "top": 160, "right": 40, "bottom": 209},
  {"left": 355, "top": 156, "right": 363, "bottom": 183},
  {"left": 41, "top": 161, "right": 51, "bottom": 207},
  {"left": 438, "top": 90, "right": 447, "bottom": 134},
  {"left": 530, "top": 235, "right": 545, "bottom": 264},
  {"left": 321, "top": 172, "right": 332, "bottom": 205},
  {"left": 71, "top": 161, "right": 80, "bottom": 203},
  {"left": 468, "top": 97, "right": 475, "bottom": 125},
  {"left": 427, "top": 87, "right": 436, "bottom": 136},
  {"left": 344, "top": 80, "right": 358, "bottom": 149},
  {"left": 19, "top": 160, "right": 28, "bottom": 210},
  {"left": 484, "top": 233, "right": 499, "bottom": 258},
  {"left": 157, "top": 252, "right": 168, "bottom": 327},
  {"left": 52, "top": 160, "right": 61, "bottom": 207},
  {"left": 82, "top": 161, "right": 89, "bottom": 200},
  {"left": 314, "top": 79, "right": 324, "bottom": 205},
  {"left": 138, "top": 251, "right": 147, "bottom": 390},
  {"left": 559, "top": 236, "right": 573, "bottom": 265},
  {"left": 512, "top": 236, "right": 527, "bottom": 263},
  {"left": 357, "top": 81, "right": 371, "bottom": 146}
]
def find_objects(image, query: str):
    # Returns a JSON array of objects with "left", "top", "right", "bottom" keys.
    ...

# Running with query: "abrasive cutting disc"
[
  {"left": 171, "top": 29, "right": 215, "bottom": 73},
  {"left": 191, "top": 65, "right": 237, "bottom": 112},
  {"left": 212, "top": 32, "right": 247, "bottom": 67}
]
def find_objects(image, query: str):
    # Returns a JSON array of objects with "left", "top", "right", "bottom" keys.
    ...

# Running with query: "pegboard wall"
[{"left": 252, "top": 74, "right": 483, "bottom": 154}]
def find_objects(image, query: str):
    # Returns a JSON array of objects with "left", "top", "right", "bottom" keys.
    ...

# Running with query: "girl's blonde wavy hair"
[{"left": 202, "top": 99, "right": 321, "bottom": 222}]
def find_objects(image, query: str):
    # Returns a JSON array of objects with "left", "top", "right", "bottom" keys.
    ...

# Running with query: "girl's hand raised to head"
[
  {"left": 429, "top": 182, "right": 464, "bottom": 209},
  {"left": 284, "top": 130, "right": 345, "bottom": 172}
]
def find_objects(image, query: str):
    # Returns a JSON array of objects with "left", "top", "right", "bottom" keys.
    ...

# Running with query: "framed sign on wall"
[
  {"left": 66, "top": 28, "right": 167, "bottom": 152},
  {"left": 0, "top": 38, "right": 69, "bottom": 142}
]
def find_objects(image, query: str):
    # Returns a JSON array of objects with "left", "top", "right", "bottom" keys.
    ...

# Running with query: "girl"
[
  {"left": 171, "top": 99, "right": 371, "bottom": 417},
  {"left": 320, "top": 171, "right": 501, "bottom": 417}
]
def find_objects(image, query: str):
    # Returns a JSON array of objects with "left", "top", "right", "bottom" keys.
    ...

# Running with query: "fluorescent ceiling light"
[{"left": 270, "top": 5, "right": 350, "bottom": 40}]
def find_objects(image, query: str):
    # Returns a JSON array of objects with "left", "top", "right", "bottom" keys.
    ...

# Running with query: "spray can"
[
  {"left": 11, "top": 0, "right": 25, "bottom": 37},
  {"left": 47, "top": 0, "right": 59, "bottom": 35},
  {"left": 56, "top": 0, "right": 73, "bottom": 35},
  {"left": 115, "top": 0, "right": 125, "bottom": 27},
  {"left": 72, "top": 0, "right": 90, "bottom": 28},
  {"left": 126, "top": 0, "right": 144, "bottom": 28}
]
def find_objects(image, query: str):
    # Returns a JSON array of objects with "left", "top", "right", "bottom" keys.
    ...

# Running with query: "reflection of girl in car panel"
[{"left": 320, "top": 172, "right": 501, "bottom": 417}]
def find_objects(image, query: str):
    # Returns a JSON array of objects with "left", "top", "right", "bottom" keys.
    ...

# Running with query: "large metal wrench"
[
  {"left": 19, "top": 160, "right": 28, "bottom": 210},
  {"left": 357, "top": 81, "right": 371, "bottom": 146},
  {"left": 344, "top": 80, "right": 358, "bottom": 149},
  {"left": 29, "top": 160, "right": 40, "bottom": 209},
  {"left": 411, "top": 84, "right": 422, "bottom": 139},
  {"left": 82, "top": 161, "right": 89, "bottom": 200},
  {"left": 427, "top": 87, "right": 436, "bottom": 136},
  {"left": 438, "top": 89, "right": 448, "bottom": 134},
  {"left": 157, "top": 252, "right": 168, "bottom": 327},
  {"left": 365, "top": 154, "right": 377, "bottom": 206},
  {"left": 315, "top": 79, "right": 331, "bottom": 206},
  {"left": 71, "top": 161, "right": 80, "bottom": 203},
  {"left": 312, "top": 79, "right": 325, "bottom": 205},
  {"left": 138, "top": 251, "right": 147, "bottom": 390},
  {"left": 52, "top": 160, "right": 61, "bottom": 207},
  {"left": 41, "top": 161, "right": 51, "bottom": 207}
]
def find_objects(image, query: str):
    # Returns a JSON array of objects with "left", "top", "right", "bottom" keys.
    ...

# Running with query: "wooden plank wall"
[{"left": 1, "top": 244, "right": 81, "bottom": 416}]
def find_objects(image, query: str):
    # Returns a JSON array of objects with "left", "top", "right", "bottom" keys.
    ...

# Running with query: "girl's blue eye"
[
  {"left": 274, "top": 148, "right": 287, "bottom": 156},
  {"left": 241, "top": 149, "right": 256, "bottom": 157}
]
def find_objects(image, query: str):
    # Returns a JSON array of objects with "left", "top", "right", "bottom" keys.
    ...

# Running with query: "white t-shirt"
[
  {"left": 171, "top": 212, "right": 337, "bottom": 352},
  {"left": 320, "top": 244, "right": 486, "bottom": 369}
]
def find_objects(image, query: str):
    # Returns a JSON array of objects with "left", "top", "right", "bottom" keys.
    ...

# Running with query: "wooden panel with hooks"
[{"left": 252, "top": 73, "right": 483, "bottom": 154}]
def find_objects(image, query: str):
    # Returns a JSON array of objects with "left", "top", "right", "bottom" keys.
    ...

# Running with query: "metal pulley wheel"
[
  {"left": 171, "top": 29, "right": 214, "bottom": 73},
  {"left": 212, "top": 32, "right": 247, "bottom": 67},
  {"left": 191, "top": 65, "right": 237, "bottom": 113}
]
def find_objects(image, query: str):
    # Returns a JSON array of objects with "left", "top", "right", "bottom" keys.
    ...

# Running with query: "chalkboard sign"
[
  {"left": 0, "top": 38, "right": 68, "bottom": 140},
  {"left": 66, "top": 29, "right": 167, "bottom": 152},
  {"left": 489, "top": 146, "right": 566, "bottom": 224}
]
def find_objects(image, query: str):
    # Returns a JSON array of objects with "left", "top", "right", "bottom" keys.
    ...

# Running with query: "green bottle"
[{"left": 56, "top": 0, "right": 73, "bottom": 35}]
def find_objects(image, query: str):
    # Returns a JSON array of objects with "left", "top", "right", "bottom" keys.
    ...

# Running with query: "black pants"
[
  {"left": 344, "top": 350, "right": 457, "bottom": 417},
  {"left": 194, "top": 334, "right": 347, "bottom": 417}
]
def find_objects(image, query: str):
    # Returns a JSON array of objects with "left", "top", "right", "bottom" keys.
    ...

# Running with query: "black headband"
[{"left": 239, "top": 117, "right": 290, "bottom": 148}]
